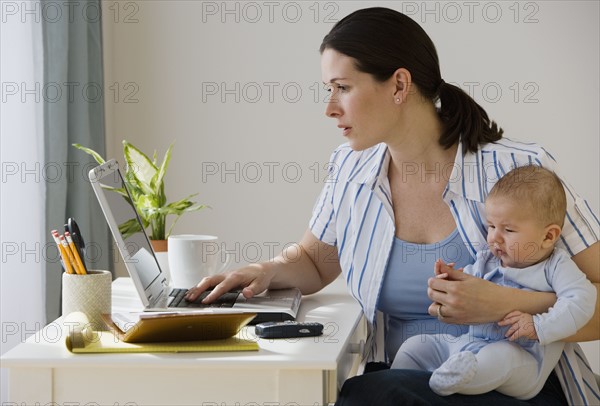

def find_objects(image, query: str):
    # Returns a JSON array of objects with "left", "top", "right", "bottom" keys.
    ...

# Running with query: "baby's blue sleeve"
[{"left": 533, "top": 249, "right": 597, "bottom": 345}]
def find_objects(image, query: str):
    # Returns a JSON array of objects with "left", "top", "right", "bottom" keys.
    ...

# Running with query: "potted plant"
[{"left": 74, "top": 141, "right": 207, "bottom": 253}]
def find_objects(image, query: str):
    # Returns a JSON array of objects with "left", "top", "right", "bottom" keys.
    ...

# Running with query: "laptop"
[{"left": 88, "top": 159, "right": 301, "bottom": 324}]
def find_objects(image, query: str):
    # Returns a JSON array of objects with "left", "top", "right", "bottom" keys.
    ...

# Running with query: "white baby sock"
[{"left": 429, "top": 351, "right": 478, "bottom": 396}]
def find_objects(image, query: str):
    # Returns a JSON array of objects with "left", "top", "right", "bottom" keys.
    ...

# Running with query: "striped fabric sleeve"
[
  {"left": 536, "top": 150, "right": 600, "bottom": 256},
  {"left": 308, "top": 150, "right": 340, "bottom": 246}
]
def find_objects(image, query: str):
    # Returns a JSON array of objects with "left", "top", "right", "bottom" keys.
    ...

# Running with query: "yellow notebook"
[{"left": 64, "top": 312, "right": 259, "bottom": 353}]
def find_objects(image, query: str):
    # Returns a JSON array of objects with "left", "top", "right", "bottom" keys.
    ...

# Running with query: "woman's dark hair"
[{"left": 320, "top": 7, "right": 503, "bottom": 153}]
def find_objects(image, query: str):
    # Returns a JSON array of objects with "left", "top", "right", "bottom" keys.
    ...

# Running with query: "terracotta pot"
[
  {"left": 150, "top": 239, "right": 171, "bottom": 283},
  {"left": 150, "top": 239, "right": 168, "bottom": 253}
]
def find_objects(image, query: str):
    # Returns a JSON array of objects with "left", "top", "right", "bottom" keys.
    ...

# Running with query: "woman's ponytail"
[{"left": 437, "top": 81, "right": 503, "bottom": 154}]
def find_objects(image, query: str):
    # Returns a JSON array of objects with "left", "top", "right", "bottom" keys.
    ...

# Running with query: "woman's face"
[{"left": 321, "top": 49, "right": 401, "bottom": 151}]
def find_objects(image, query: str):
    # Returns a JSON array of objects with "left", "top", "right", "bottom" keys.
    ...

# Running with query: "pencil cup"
[{"left": 62, "top": 270, "right": 112, "bottom": 330}]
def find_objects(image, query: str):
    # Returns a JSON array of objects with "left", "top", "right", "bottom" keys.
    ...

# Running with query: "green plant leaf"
[
  {"left": 124, "top": 170, "right": 142, "bottom": 194},
  {"left": 164, "top": 201, "right": 209, "bottom": 238},
  {"left": 74, "top": 140, "right": 207, "bottom": 240},
  {"left": 153, "top": 142, "right": 174, "bottom": 195},
  {"left": 137, "top": 194, "right": 160, "bottom": 209},
  {"left": 162, "top": 194, "right": 208, "bottom": 213},
  {"left": 101, "top": 185, "right": 130, "bottom": 200},
  {"left": 72, "top": 144, "right": 106, "bottom": 165},
  {"left": 118, "top": 218, "right": 143, "bottom": 240},
  {"left": 158, "top": 203, "right": 208, "bottom": 216},
  {"left": 123, "top": 140, "right": 157, "bottom": 195},
  {"left": 134, "top": 194, "right": 162, "bottom": 222}
]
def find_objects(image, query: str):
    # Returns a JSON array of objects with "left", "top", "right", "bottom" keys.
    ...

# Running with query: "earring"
[{"left": 396, "top": 98, "right": 400, "bottom": 102}]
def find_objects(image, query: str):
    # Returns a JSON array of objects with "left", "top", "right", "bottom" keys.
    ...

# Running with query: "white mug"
[{"left": 167, "top": 234, "right": 231, "bottom": 288}]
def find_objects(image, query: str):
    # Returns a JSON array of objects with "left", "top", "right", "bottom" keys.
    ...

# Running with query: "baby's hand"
[
  {"left": 499, "top": 311, "right": 538, "bottom": 341},
  {"left": 434, "top": 259, "right": 460, "bottom": 279}
]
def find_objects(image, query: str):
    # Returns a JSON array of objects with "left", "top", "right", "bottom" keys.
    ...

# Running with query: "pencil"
[
  {"left": 51, "top": 230, "right": 75, "bottom": 274},
  {"left": 59, "top": 234, "right": 82, "bottom": 275},
  {"left": 65, "top": 232, "right": 87, "bottom": 275}
]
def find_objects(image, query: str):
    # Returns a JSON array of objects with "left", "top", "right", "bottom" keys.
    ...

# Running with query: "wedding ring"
[{"left": 437, "top": 304, "right": 445, "bottom": 320}]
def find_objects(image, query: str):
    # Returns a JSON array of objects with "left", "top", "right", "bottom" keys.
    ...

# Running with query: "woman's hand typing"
[{"left": 185, "top": 262, "right": 275, "bottom": 304}]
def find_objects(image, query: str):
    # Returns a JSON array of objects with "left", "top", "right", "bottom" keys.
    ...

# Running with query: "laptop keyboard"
[{"left": 168, "top": 288, "right": 240, "bottom": 308}]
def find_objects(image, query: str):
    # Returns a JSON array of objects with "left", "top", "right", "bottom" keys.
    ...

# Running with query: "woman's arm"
[
  {"left": 187, "top": 229, "right": 342, "bottom": 303},
  {"left": 565, "top": 242, "right": 599, "bottom": 342},
  {"left": 268, "top": 229, "right": 342, "bottom": 293},
  {"left": 428, "top": 242, "right": 599, "bottom": 343},
  {"left": 427, "top": 272, "right": 556, "bottom": 324}
]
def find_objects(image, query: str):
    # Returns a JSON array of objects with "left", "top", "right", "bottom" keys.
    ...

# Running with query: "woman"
[{"left": 187, "top": 7, "right": 599, "bottom": 405}]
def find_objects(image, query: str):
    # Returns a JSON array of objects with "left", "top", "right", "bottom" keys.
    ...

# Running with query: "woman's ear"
[
  {"left": 392, "top": 68, "right": 411, "bottom": 104},
  {"left": 541, "top": 224, "right": 562, "bottom": 249}
]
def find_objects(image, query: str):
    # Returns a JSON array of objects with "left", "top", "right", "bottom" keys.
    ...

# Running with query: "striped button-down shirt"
[{"left": 309, "top": 137, "right": 599, "bottom": 405}]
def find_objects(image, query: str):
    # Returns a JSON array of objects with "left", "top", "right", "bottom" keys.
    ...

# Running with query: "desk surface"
[
  {"left": 2, "top": 277, "right": 367, "bottom": 405},
  {"left": 2, "top": 276, "right": 364, "bottom": 370}
]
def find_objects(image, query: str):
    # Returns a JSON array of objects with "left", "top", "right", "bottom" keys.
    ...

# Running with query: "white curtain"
[{"left": 0, "top": 1, "right": 46, "bottom": 402}]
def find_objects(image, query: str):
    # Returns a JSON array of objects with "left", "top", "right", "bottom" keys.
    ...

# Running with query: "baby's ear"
[{"left": 542, "top": 224, "right": 562, "bottom": 248}]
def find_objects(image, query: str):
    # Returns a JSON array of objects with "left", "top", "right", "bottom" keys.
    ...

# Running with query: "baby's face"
[{"left": 485, "top": 197, "right": 550, "bottom": 268}]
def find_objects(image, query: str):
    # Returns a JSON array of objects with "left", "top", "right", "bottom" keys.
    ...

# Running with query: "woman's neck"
[{"left": 386, "top": 101, "right": 456, "bottom": 174}]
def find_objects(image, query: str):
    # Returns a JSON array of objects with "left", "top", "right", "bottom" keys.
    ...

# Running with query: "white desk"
[{"left": 2, "top": 277, "right": 366, "bottom": 405}]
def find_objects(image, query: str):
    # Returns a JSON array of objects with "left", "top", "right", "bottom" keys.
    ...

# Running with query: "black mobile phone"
[{"left": 255, "top": 321, "right": 324, "bottom": 339}]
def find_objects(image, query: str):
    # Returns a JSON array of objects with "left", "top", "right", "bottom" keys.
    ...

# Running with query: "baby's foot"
[{"left": 430, "top": 351, "right": 477, "bottom": 396}]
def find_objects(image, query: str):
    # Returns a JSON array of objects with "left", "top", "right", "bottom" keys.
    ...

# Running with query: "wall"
[
  {"left": 102, "top": 1, "right": 599, "bottom": 371},
  {"left": 0, "top": 6, "right": 46, "bottom": 402}
]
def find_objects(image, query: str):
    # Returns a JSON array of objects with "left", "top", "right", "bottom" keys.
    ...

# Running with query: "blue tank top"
[{"left": 377, "top": 229, "right": 474, "bottom": 360}]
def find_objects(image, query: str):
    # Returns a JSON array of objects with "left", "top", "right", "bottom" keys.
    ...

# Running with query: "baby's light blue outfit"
[{"left": 392, "top": 248, "right": 596, "bottom": 400}]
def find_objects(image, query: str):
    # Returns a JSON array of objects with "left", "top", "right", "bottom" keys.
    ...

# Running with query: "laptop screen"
[{"left": 93, "top": 163, "right": 162, "bottom": 290}]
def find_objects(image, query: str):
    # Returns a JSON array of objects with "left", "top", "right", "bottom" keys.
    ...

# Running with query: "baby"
[{"left": 391, "top": 165, "right": 596, "bottom": 399}]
